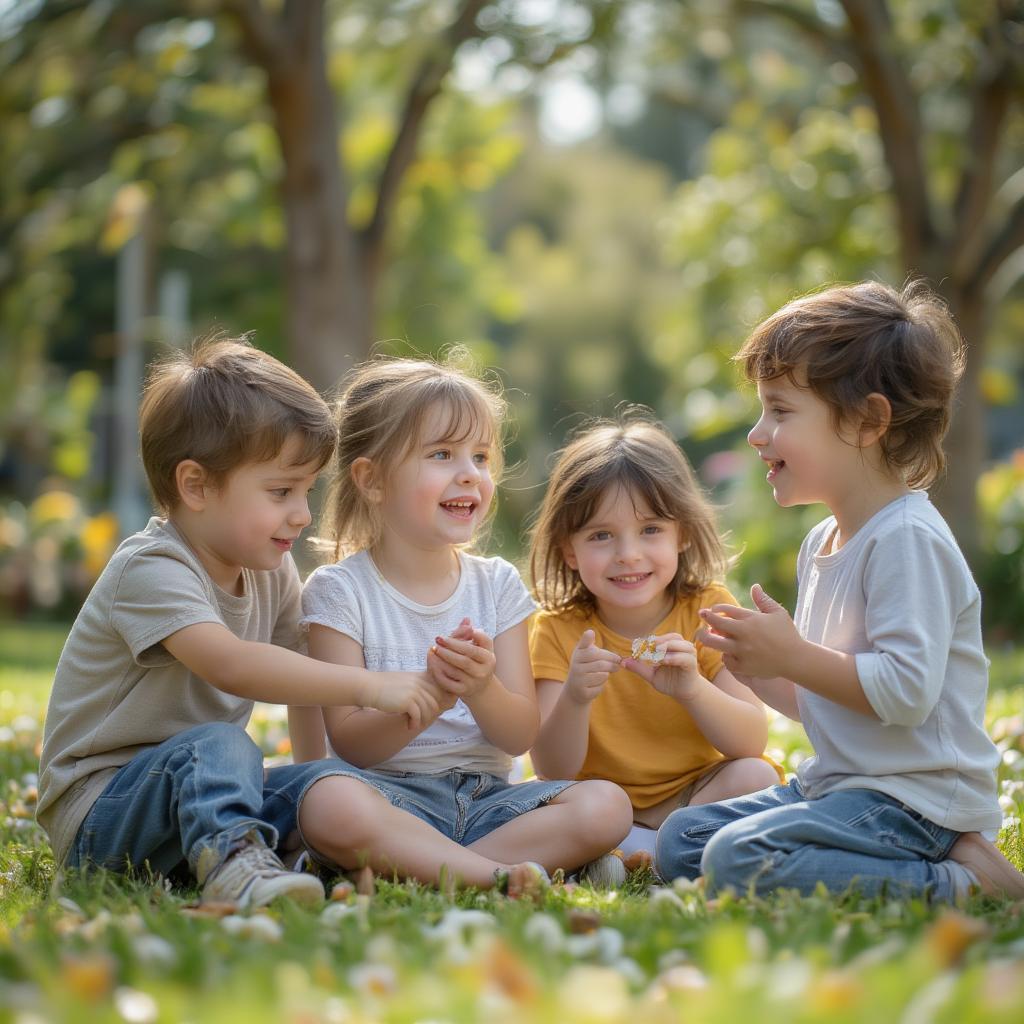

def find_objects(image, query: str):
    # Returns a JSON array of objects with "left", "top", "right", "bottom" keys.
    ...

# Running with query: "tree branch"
[
  {"left": 970, "top": 193, "right": 1024, "bottom": 294},
  {"left": 733, "top": 0, "right": 844, "bottom": 51},
  {"left": 359, "top": 0, "right": 489, "bottom": 268},
  {"left": 219, "top": 0, "right": 285, "bottom": 73},
  {"left": 949, "top": 13, "right": 1016, "bottom": 281},
  {"left": 838, "top": 0, "right": 935, "bottom": 269}
]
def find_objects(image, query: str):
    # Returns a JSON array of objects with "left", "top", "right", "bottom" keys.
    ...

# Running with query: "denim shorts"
[{"left": 326, "top": 766, "right": 574, "bottom": 847}]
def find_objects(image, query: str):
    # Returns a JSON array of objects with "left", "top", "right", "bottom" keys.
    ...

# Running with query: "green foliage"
[{"left": 977, "top": 452, "right": 1024, "bottom": 640}]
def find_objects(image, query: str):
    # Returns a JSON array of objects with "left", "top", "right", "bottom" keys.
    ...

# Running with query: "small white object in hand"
[{"left": 631, "top": 636, "right": 666, "bottom": 663}]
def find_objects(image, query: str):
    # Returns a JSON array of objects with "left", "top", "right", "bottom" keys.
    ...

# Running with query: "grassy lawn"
[{"left": 1, "top": 620, "right": 1023, "bottom": 1022}]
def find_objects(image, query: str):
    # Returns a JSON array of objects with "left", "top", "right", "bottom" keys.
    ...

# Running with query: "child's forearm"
[
  {"left": 785, "top": 640, "right": 876, "bottom": 718},
  {"left": 464, "top": 677, "right": 539, "bottom": 756},
  {"left": 327, "top": 706, "right": 444, "bottom": 768},
  {"left": 677, "top": 678, "right": 768, "bottom": 757},
  {"left": 531, "top": 690, "right": 590, "bottom": 779},
  {"left": 164, "top": 624, "right": 380, "bottom": 707},
  {"left": 288, "top": 705, "right": 328, "bottom": 763},
  {"left": 743, "top": 676, "right": 801, "bottom": 721}
]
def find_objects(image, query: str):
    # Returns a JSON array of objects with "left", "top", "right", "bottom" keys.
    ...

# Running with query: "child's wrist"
[{"left": 358, "top": 674, "right": 379, "bottom": 710}]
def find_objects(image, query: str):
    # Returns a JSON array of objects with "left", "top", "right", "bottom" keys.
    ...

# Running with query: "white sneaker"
[{"left": 201, "top": 835, "right": 325, "bottom": 909}]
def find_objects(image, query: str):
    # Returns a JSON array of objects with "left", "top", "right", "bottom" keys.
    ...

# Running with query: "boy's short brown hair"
[
  {"left": 140, "top": 337, "right": 337, "bottom": 514},
  {"left": 736, "top": 280, "right": 964, "bottom": 489}
]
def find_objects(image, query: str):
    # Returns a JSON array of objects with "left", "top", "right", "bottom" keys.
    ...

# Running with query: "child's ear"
[
  {"left": 858, "top": 393, "right": 893, "bottom": 448},
  {"left": 351, "top": 457, "right": 383, "bottom": 504},
  {"left": 175, "top": 460, "right": 210, "bottom": 512},
  {"left": 561, "top": 543, "right": 579, "bottom": 571}
]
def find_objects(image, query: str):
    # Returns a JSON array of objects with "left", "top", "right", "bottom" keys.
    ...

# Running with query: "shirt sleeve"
[
  {"left": 492, "top": 558, "right": 537, "bottom": 636},
  {"left": 529, "top": 612, "right": 572, "bottom": 683},
  {"left": 270, "top": 555, "right": 304, "bottom": 652},
  {"left": 109, "top": 549, "right": 223, "bottom": 666},
  {"left": 854, "top": 522, "right": 966, "bottom": 728},
  {"left": 300, "top": 564, "right": 364, "bottom": 644}
]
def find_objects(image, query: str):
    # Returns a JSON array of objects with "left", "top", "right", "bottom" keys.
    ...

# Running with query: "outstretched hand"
[
  {"left": 697, "top": 584, "right": 800, "bottom": 679},
  {"left": 369, "top": 672, "right": 442, "bottom": 730},
  {"left": 621, "top": 633, "right": 701, "bottom": 702}
]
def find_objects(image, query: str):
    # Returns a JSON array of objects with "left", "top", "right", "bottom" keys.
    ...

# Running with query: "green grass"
[{"left": 2, "top": 620, "right": 1024, "bottom": 1022}]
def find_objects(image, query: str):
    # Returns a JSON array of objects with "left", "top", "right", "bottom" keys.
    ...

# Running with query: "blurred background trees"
[{"left": 1, "top": 0, "right": 1022, "bottom": 634}]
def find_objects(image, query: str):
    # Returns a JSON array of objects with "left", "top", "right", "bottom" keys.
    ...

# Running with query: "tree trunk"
[{"left": 264, "top": 11, "right": 373, "bottom": 394}]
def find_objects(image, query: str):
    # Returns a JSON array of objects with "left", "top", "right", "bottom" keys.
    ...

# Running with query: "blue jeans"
[
  {"left": 655, "top": 778, "right": 964, "bottom": 900},
  {"left": 66, "top": 722, "right": 351, "bottom": 882}
]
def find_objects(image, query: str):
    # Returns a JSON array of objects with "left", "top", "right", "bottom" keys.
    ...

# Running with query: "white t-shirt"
[
  {"left": 301, "top": 549, "right": 535, "bottom": 777},
  {"left": 794, "top": 491, "right": 1001, "bottom": 833}
]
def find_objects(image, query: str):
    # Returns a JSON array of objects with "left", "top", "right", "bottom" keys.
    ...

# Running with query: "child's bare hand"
[
  {"left": 369, "top": 672, "right": 441, "bottom": 730},
  {"left": 428, "top": 619, "right": 496, "bottom": 701},
  {"left": 565, "top": 630, "right": 621, "bottom": 705},
  {"left": 697, "top": 584, "right": 800, "bottom": 678},
  {"left": 622, "top": 633, "right": 702, "bottom": 702}
]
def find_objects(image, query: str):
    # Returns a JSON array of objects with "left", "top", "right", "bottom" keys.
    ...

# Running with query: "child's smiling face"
[
  {"left": 563, "top": 485, "right": 683, "bottom": 628},
  {"left": 182, "top": 433, "right": 321, "bottom": 593},
  {"left": 748, "top": 373, "right": 866, "bottom": 513},
  {"left": 379, "top": 400, "right": 496, "bottom": 552}
]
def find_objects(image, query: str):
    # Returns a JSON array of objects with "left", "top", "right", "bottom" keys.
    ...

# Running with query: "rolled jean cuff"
[{"left": 190, "top": 820, "right": 278, "bottom": 883}]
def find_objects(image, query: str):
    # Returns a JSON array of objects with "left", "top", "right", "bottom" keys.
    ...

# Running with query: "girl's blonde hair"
[
  {"left": 529, "top": 414, "right": 729, "bottom": 614},
  {"left": 318, "top": 352, "right": 507, "bottom": 561}
]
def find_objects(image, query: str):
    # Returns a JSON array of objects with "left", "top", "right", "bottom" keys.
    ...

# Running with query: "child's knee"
[
  {"left": 190, "top": 721, "right": 262, "bottom": 770},
  {"left": 731, "top": 757, "right": 782, "bottom": 795},
  {"left": 700, "top": 820, "right": 760, "bottom": 892},
  {"left": 561, "top": 780, "right": 632, "bottom": 841},
  {"left": 299, "top": 775, "right": 389, "bottom": 852}
]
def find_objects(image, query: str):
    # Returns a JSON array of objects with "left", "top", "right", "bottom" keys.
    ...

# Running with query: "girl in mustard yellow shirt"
[{"left": 528, "top": 415, "right": 782, "bottom": 874}]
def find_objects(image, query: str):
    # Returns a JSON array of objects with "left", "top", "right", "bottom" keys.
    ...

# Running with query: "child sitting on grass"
[
  {"left": 37, "top": 339, "right": 441, "bottom": 909},
  {"left": 656, "top": 280, "right": 1024, "bottom": 901},
  {"left": 528, "top": 416, "right": 780, "bottom": 885},
  {"left": 291, "top": 354, "right": 632, "bottom": 894}
]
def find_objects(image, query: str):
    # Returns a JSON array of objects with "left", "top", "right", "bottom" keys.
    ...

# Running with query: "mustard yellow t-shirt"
[{"left": 530, "top": 583, "right": 741, "bottom": 810}]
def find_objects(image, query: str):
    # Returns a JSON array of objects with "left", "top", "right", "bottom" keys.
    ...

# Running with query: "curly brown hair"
[
  {"left": 736, "top": 280, "right": 964, "bottom": 489},
  {"left": 528, "top": 414, "right": 729, "bottom": 614}
]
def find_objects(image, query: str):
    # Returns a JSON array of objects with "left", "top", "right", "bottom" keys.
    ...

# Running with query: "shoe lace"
[{"left": 206, "top": 841, "right": 285, "bottom": 895}]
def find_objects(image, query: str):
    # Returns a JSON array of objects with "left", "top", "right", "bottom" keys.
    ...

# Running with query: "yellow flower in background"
[
  {"left": 81, "top": 512, "right": 119, "bottom": 577},
  {"left": 29, "top": 489, "right": 81, "bottom": 528}
]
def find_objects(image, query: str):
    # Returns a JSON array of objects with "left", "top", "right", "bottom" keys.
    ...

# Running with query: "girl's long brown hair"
[{"left": 528, "top": 414, "right": 729, "bottom": 613}]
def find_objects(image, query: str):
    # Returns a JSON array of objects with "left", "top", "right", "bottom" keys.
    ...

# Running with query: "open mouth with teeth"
[
  {"left": 766, "top": 459, "right": 785, "bottom": 481},
  {"left": 440, "top": 499, "right": 476, "bottom": 519},
  {"left": 609, "top": 572, "right": 653, "bottom": 586}
]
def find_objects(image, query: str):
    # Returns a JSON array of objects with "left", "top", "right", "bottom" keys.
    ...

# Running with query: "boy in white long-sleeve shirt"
[{"left": 655, "top": 280, "right": 1024, "bottom": 901}]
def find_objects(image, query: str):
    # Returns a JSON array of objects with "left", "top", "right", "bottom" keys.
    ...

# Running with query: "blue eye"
[
  {"left": 271, "top": 488, "right": 290, "bottom": 498},
  {"left": 473, "top": 452, "right": 490, "bottom": 465},
  {"left": 428, "top": 450, "right": 451, "bottom": 460}
]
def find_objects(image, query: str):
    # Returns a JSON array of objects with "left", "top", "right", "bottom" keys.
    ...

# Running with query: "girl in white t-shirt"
[{"left": 292, "top": 353, "right": 631, "bottom": 894}]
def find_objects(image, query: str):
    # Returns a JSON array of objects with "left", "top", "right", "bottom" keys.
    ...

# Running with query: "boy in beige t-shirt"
[{"left": 37, "top": 339, "right": 441, "bottom": 909}]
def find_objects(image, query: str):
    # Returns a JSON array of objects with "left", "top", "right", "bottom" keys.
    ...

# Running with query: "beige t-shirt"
[{"left": 36, "top": 517, "right": 304, "bottom": 864}]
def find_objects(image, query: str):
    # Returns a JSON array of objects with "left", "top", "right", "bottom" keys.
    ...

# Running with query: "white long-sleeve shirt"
[{"left": 794, "top": 492, "right": 1002, "bottom": 833}]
